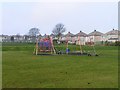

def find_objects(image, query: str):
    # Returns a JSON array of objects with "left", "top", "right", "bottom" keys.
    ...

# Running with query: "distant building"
[
  {"left": 75, "top": 31, "right": 87, "bottom": 45},
  {"left": 11, "top": 35, "right": 24, "bottom": 42},
  {"left": 23, "top": 35, "right": 30, "bottom": 42},
  {"left": 88, "top": 30, "right": 104, "bottom": 44},
  {"left": 104, "top": 29, "right": 119, "bottom": 42},
  {"left": 1, "top": 35, "right": 11, "bottom": 42},
  {"left": 63, "top": 32, "right": 74, "bottom": 44},
  {"left": 0, "top": 29, "right": 119, "bottom": 44}
]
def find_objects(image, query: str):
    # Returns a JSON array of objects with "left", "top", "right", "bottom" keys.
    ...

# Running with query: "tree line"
[{"left": 29, "top": 23, "right": 66, "bottom": 38}]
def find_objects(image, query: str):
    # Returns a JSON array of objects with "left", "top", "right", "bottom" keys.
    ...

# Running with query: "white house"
[
  {"left": 88, "top": 30, "right": 104, "bottom": 44},
  {"left": 1, "top": 35, "right": 11, "bottom": 42},
  {"left": 59, "top": 32, "right": 75, "bottom": 44},
  {"left": 104, "top": 29, "right": 119, "bottom": 42},
  {"left": 75, "top": 31, "right": 87, "bottom": 45}
]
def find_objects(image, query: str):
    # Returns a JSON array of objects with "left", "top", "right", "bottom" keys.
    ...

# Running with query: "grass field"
[{"left": 2, "top": 43, "right": 118, "bottom": 88}]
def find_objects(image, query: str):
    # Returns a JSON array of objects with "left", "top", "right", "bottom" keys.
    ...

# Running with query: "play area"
[{"left": 33, "top": 36, "right": 98, "bottom": 56}]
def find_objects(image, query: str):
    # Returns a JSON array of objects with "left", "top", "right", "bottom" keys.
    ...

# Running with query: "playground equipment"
[
  {"left": 63, "top": 32, "right": 98, "bottom": 56},
  {"left": 85, "top": 35, "right": 98, "bottom": 56},
  {"left": 33, "top": 35, "right": 98, "bottom": 56},
  {"left": 33, "top": 36, "right": 56, "bottom": 55},
  {"left": 63, "top": 34, "right": 87, "bottom": 55}
]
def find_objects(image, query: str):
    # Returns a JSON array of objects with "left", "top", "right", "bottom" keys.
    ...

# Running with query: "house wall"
[
  {"left": 102, "top": 34, "right": 119, "bottom": 42},
  {"left": 87, "top": 36, "right": 103, "bottom": 42},
  {"left": 107, "top": 35, "right": 118, "bottom": 39},
  {"left": 75, "top": 36, "right": 86, "bottom": 45}
]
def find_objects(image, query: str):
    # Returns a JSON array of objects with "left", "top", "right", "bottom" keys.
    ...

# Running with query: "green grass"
[{"left": 2, "top": 43, "right": 118, "bottom": 88}]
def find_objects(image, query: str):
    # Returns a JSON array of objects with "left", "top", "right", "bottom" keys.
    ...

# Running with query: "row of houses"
[
  {"left": 58, "top": 29, "right": 119, "bottom": 45},
  {"left": 0, "top": 29, "right": 119, "bottom": 45},
  {"left": 0, "top": 35, "right": 38, "bottom": 43}
]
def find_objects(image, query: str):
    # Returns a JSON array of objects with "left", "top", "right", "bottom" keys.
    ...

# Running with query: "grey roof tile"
[
  {"left": 105, "top": 29, "right": 119, "bottom": 35},
  {"left": 88, "top": 30, "right": 103, "bottom": 36},
  {"left": 75, "top": 31, "right": 87, "bottom": 37},
  {"left": 64, "top": 32, "right": 74, "bottom": 37}
]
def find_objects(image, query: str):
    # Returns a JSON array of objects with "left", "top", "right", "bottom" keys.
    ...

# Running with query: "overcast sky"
[{"left": 1, "top": 1, "right": 118, "bottom": 35}]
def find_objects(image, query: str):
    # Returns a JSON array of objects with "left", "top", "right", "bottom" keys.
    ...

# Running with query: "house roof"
[
  {"left": 75, "top": 31, "right": 87, "bottom": 37},
  {"left": 88, "top": 30, "right": 103, "bottom": 36},
  {"left": 105, "top": 29, "right": 119, "bottom": 35},
  {"left": 64, "top": 32, "right": 74, "bottom": 37}
]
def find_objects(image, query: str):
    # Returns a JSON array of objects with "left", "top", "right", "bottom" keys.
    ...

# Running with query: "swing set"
[
  {"left": 33, "top": 36, "right": 56, "bottom": 55},
  {"left": 33, "top": 35, "right": 98, "bottom": 56}
]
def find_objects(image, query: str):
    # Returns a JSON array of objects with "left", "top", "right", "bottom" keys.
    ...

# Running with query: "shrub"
[{"left": 115, "top": 41, "right": 120, "bottom": 46}]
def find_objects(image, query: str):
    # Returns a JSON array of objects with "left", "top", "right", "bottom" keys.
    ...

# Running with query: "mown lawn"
[{"left": 2, "top": 44, "right": 118, "bottom": 88}]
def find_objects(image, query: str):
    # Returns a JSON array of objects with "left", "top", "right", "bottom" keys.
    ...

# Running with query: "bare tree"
[
  {"left": 52, "top": 23, "right": 66, "bottom": 38},
  {"left": 29, "top": 28, "right": 40, "bottom": 36}
]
